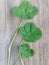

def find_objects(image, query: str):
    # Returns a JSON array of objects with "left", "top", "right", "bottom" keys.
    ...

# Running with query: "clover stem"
[
  {"left": 19, "top": 39, "right": 25, "bottom": 65},
  {"left": 14, "top": 54, "right": 24, "bottom": 65},
  {"left": 14, "top": 39, "right": 24, "bottom": 65},
  {"left": 20, "top": 53, "right": 24, "bottom": 65},
  {"left": 8, "top": 19, "right": 23, "bottom": 65}
]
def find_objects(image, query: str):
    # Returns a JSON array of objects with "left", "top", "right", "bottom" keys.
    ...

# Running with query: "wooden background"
[{"left": 0, "top": 0, "right": 49, "bottom": 65}]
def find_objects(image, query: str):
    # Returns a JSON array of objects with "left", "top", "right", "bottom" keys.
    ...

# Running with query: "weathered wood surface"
[{"left": 0, "top": 0, "right": 49, "bottom": 65}]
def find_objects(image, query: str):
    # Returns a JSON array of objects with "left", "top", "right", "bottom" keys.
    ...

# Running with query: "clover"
[
  {"left": 12, "top": 1, "right": 38, "bottom": 19},
  {"left": 8, "top": 1, "right": 42, "bottom": 65},
  {"left": 19, "top": 22, "right": 42, "bottom": 42},
  {"left": 20, "top": 44, "right": 34, "bottom": 58}
]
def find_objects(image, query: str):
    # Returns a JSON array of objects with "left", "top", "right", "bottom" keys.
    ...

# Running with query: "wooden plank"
[
  {"left": 0, "top": 0, "right": 49, "bottom": 65},
  {"left": 0, "top": 0, "right": 7, "bottom": 65}
]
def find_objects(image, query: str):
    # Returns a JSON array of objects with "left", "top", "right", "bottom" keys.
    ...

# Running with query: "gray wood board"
[{"left": 0, "top": 0, "right": 49, "bottom": 65}]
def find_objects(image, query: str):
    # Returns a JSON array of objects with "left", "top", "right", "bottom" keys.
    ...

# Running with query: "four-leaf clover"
[
  {"left": 19, "top": 22, "right": 42, "bottom": 42},
  {"left": 20, "top": 44, "right": 34, "bottom": 58},
  {"left": 12, "top": 1, "right": 38, "bottom": 19}
]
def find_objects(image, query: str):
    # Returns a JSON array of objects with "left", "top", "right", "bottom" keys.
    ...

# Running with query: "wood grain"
[{"left": 0, "top": 0, "right": 49, "bottom": 65}]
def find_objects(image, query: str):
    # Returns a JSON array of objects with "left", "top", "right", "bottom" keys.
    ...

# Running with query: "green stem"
[
  {"left": 14, "top": 39, "right": 24, "bottom": 65},
  {"left": 19, "top": 39, "right": 24, "bottom": 65},
  {"left": 20, "top": 54, "right": 24, "bottom": 65},
  {"left": 8, "top": 19, "right": 23, "bottom": 65},
  {"left": 14, "top": 54, "right": 24, "bottom": 65}
]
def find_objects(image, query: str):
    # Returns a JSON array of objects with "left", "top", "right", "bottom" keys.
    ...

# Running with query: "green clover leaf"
[
  {"left": 20, "top": 44, "right": 34, "bottom": 58},
  {"left": 12, "top": 7, "right": 24, "bottom": 17},
  {"left": 19, "top": 22, "right": 42, "bottom": 42},
  {"left": 12, "top": 1, "right": 38, "bottom": 19}
]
